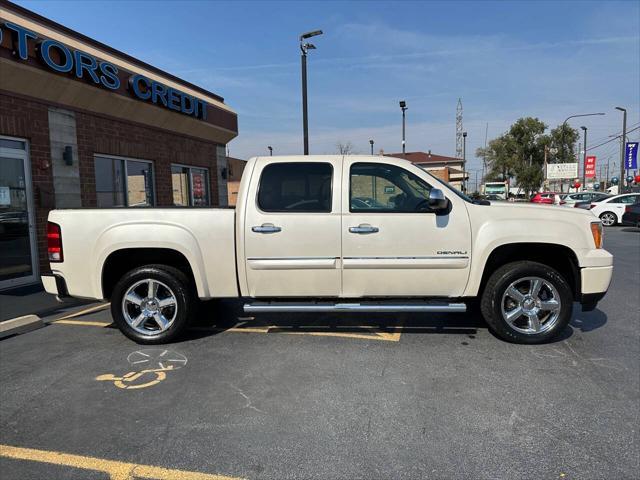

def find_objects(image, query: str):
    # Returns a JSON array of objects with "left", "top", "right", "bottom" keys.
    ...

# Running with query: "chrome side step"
[{"left": 243, "top": 301, "right": 466, "bottom": 313}]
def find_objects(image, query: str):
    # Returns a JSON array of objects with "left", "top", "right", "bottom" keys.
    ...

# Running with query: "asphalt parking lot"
[{"left": 1, "top": 227, "right": 638, "bottom": 480}]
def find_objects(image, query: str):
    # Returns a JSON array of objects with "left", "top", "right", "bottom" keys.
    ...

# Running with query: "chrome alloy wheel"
[
  {"left": 600, "top": 212, "right": 616, "bottom": 227},
  {"left": 500, "top": 276, "right": 561, "bottom": 335},
  {"left": 121, "top": 279, "right": 178, "bottom": 336}
]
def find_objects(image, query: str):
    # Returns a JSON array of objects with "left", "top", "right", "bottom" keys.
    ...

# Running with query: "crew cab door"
[
  {"left": 242, "top": 157, "right": 342, "bottom": 297},
  {"left": 341, "top": 158, "right": 472, "bottom": 297}
]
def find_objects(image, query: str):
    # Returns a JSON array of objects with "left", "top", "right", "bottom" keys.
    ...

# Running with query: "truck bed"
[{"left": 48, "top": 208, "right": 238, "bottom": 300}]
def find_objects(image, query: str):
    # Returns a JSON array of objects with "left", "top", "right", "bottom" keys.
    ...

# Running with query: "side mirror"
[{"left": 428, "top": 188, "right": 449, "bottom": 210}]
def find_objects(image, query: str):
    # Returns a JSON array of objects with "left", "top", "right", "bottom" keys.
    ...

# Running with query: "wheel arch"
[
  {"left": 101, "top": 248, "right": 200, "bottom": 300},
  {"left": 471, "top": 243, "right": 580, "bottom": 299}
]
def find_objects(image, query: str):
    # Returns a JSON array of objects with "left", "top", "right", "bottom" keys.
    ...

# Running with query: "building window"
[
  {"left": 95, "top": 155, "right": 154, "bottom": 207},
  {"left": 171, "top": 165, "right": 210, "bottom": 206},
  {"left": 257, "top": 162, "right": 332, "bottom": 213},
  {"left": 350, "top": 162, "right": 432, "bottom": 212}
]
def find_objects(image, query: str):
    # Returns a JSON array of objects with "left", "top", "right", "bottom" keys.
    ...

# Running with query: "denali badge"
[{"left": 437, "top": 251, "right": 468, "bottom": 255}]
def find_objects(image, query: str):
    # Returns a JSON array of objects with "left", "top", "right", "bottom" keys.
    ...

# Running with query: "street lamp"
[
  {"left": 369, "top": 139, "right": 374, "bottom": 155},
  {"left": 300, "top": 29, "right": 323, "bottom": 155},
  {"left": 268, "top": 146, "right": 273, "bottom": 156},
  {"left": 561, "top": 112, "right": 605, "bottom": 163},
  {"left": 462, "top": 131, "right": 467, "bottom": 192},
  {"left": 399, "top": 100, "right": 408, "bottom": 154},
  {"left": 581, "top": 126, "right": 588, "bottom": 189},
  {"left": 615, "top": 107, "right": 627, "bottom": 192}
]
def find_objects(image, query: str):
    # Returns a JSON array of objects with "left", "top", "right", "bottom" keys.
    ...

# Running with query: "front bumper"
[{"left": 579, "top": 265, "right": 613, "bottom": 311}]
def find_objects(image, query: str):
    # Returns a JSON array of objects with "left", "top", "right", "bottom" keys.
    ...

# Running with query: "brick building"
[
  {"left": 0, "top": 1, "right": 238, "bottom": 290},
  {"left": 385, "top": 151, "right": 469, "bottom": 191}
]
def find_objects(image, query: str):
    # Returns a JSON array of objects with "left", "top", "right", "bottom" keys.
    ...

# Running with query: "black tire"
[
  {"left": 599, "top": 211, "right": 617, "bottom": 227},
  {"left": 110, "top": 264, "right": 194, "bottom": 344},
  {"left": 480, "top": 261, "right": 573, "bottom": 344}
]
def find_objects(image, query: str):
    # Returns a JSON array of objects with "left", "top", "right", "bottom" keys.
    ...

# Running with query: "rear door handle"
[
  {"left": 252, "top": 223, "right": 282, "bottom": 234},
  {"left": 349, "top": 224, "right": 379, "bottom": 234}
]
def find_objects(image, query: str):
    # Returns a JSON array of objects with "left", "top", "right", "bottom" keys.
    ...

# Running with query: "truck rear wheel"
[
  {"left": 111, "top": 265, "right": 194, "bottom": 344},
  {"left": 480, "top": 261, "right": 573, "bottom": 344}
]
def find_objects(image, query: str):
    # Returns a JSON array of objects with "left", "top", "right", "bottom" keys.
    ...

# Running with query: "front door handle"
[
  {"left": 349, "top": 224, "right": 379, "bottom": 234},
  {"left": 252, "top": 223, "right": 282, "bottom": 234}
]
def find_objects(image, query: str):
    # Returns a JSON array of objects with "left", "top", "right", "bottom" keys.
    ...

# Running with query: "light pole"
[
  {"left": 615, "top": 107, "right": 627, "bottom": 192},
  {"left": 300, "top": 30, "right": 323, "bottom": 155},
  {"left": 369, "top": 139, "right": 374, "bottom": 155},
  {"left": 399, "top": 100, "right": 408, "bottom": 154},
  {"left": 268, "top": 146, "right": 273, "bottom": 156},
  {"left": 561, "top": 113, "right": 605, "bottom": 163},
  {"left": 581, "top": 126, "right": 588, "bottom": 189},
  {"left": 462, "top": 131, "right": 467, "bottom": 192}
]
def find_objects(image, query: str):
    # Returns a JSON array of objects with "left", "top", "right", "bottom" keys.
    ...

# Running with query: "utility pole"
[
  {"left": 299, "top": 30, "right": 323, "bottom": 155},
  {"left": 615, "top": 107, "right": 627, "bottom": 192},
  {"left": 400, "top": 101, "right": 408, "bottom": 154},
  {"left": 581, "top": 126, "right": 588, "bottom": 190},
  {"left": 462, "top": 131, "right": 467, "bottom": 192},
  {"left": 481, "top": 122, "right": 488, "bottom": 186}
]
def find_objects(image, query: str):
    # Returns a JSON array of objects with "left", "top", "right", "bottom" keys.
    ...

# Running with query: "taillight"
[
  {"left": 625, "top": 206, "right": 631, "bottom": 213},
  {"left": 589, "top": 204, "right": 596, "bottom": 209},
  {"left": 47, "top": 222, "right": 63, "bottom": 262}
]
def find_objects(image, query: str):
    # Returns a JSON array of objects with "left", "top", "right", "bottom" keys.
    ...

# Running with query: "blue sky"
[{"left": 17, "top": 0, "right": 640, "bottom": 176}]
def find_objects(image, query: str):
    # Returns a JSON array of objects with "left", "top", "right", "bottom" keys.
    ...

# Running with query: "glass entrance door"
[{"left": 0, "top": 138, "right": 38, "bottom": 289}]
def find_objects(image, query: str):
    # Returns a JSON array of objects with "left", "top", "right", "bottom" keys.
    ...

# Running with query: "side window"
[
  {"left": 350, "top": 162, "right": 432, "bottom": 213},
  {"left": 257, "top": 162, "right": 332, "bottom": 212},
  {"left": 611, "top": 195, "right": 637, "bottom": 204}
]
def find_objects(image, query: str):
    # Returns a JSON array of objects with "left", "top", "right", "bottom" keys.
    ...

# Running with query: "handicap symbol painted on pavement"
[{"left": 96, "top": 349, "right": 187, "bottom": 390}]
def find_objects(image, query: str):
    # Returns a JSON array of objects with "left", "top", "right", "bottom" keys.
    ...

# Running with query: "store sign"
[
  {"left": 546, "top": 162, "right": 578, "bottom": 180},
  {"left": 0, "top": 21, "right": 208, "bottom": 120},
  {"left": 585, "top": 156, "right": 596, "bottom": 178},
  {"left": 625, "top": 142, "right": 638, "bottom": 170}
]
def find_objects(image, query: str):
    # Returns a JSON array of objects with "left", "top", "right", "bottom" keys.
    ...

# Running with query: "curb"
[{"left": 0, "top": 315, "right": 45, "bottom": 339}]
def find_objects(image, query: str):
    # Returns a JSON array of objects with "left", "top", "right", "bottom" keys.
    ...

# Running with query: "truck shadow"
[{"left": 182, "top": 300, "right": 607, "bottom": 344}]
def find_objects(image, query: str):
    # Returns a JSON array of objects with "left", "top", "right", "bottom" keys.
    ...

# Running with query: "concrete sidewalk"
[{"left": 0, "top": 283, "right": 89, "bottom": 322}]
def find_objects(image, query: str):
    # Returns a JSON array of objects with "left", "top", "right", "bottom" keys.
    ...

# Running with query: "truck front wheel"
[
  {"left": 111, "top": 265, "right": 194, "bottom": 344},
  {"left": 480, "top": 261, "right": 573, "bottom": 344}
]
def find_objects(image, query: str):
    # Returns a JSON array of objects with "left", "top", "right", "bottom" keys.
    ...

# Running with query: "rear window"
[{"left": 257, "top": 162, "right": 333, "bottom": 212}]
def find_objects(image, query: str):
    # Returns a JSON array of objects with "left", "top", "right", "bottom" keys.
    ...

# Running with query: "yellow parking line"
[
  {"left": 225, "top": 323, "right": 403, "bottom": 342},
  {"left": 0, "top": 444, "right": 243, "bottom": 480},
  {"left": 53, "top": 303, "right": 110, "bottom": 321},
  {"left": 280, "top": 328, "right": 402, "bottom": 342},
  {"left": 53, "top": 319, "right": 112, "bottom": 327}
]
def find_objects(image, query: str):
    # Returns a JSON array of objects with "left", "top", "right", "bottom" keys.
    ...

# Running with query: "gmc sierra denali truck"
[{"left": 42, "top": 155, "right": 613, "bottom": 344}]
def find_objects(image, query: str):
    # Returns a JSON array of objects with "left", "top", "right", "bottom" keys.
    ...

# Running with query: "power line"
[{"left": 587, "top": 126, "right": 640, "bottom": 151}]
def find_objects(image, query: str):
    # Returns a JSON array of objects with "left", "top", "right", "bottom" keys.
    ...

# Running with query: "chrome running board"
[{"left": 243, "top": 301, "right": 466, "bottom": 313}]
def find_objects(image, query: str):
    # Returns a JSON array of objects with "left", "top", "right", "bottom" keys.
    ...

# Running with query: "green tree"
[{"left": 478, "top": 117, "right": 580, "bottom": 198}]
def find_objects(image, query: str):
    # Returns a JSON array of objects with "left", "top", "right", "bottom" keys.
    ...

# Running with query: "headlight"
[{"left": 590, "top": 222, "right": 603, "bottom": 249}]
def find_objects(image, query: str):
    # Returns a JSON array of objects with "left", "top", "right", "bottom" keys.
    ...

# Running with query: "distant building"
[
  {"left": 226, "top": 157, "right": 247, "bottom": 206},
  {"left": 385, "top": 151, "right": 469, "bottom": 191}
]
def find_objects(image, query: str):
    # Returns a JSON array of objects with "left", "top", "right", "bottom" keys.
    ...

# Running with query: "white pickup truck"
[{"left": 42, "top": 155, "right": 613, "bottom": 344}]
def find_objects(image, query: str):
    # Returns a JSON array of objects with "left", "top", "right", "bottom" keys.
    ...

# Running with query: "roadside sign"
[
  {"left": 546, "top": 163, "right": 578, "bottom": 180},
  {"left": 585, "top": 156, "right": 596, "bottom": 178},
  {"left": 625, "top": 142, "right": 638, "bottom": 169}
]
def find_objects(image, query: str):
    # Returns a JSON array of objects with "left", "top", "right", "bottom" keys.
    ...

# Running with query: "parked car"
[
  {"left": 42, "top": 155, "right": 613, "bottom": 345},
  {"left": 621, "top": 204, "right": 640, "bottom": 228},
  {"left": 589, "top": 193, "right": 640, "bottom": 226},
  {"left": 530, "top": 192, "right": 564, "bottom": 205},
  {"left": 561, "top": 192, "right": 611, "bottom": 207}
]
